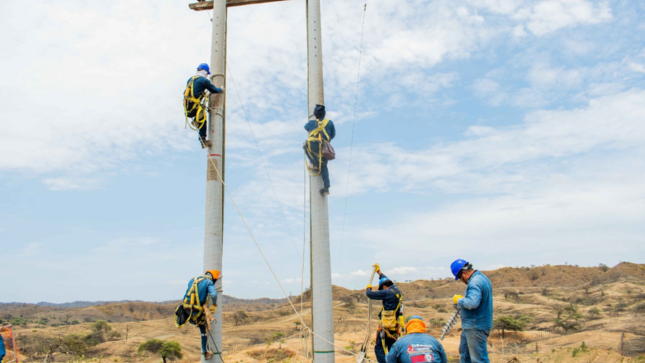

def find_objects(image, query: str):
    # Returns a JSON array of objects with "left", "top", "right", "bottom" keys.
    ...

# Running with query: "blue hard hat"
[
  {"left": 378, "top": 276, "right": 391, "bottom": 290},
  {"left": 197, "top": 63, "right": 211, "bottom": 75},
  {"left": 451, "top": 259, "right": 469, "bottom": 280},
  {"left": 409, "top": 315, "right": 424, "bottom": 321}
]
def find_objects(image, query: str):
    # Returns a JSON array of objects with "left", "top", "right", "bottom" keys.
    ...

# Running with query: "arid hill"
[{"left": 3, "top": 263, "right": 645, "bottom": 363}]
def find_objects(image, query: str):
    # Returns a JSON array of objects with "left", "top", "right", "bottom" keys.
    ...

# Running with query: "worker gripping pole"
[
  {"left": 307, "top": 0, "right": 334, "bottom": 362},
  {"left": 204, "top": 0, "right": 227, "bottom": 362}
]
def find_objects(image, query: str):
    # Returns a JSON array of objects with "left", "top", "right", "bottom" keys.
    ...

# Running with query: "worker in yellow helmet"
[{"left": 175, "top": 270, "right": 220, "bottom": 359}]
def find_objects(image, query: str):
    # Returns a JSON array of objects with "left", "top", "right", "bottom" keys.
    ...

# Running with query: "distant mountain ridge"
[{"left": 1, "top": 295, "right": 288, "bottom": 308}]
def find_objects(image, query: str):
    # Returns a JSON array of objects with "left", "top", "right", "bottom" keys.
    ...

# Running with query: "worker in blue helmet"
[
  {"left": 183, "top": 63, "right": 224, "bottom": 148},
  {"left": 450, "top": 259, "right": 493, "bottom": 363},
  {"left": 304, "top": 104, "right": 336, "bottom": 196},
  {"left": 366, "top": 265, "right": 404, "bottom": 363}
]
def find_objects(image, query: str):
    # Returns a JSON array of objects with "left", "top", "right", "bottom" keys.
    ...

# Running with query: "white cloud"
[
  {"left": 513, "top": 0, "right": 612, "bottom": 36},
  {"left": 389, "top": 266, "right": 419, "bottom": 275},
  {"left": 283, "top": 278, "right": 303, "bottom": 284}
]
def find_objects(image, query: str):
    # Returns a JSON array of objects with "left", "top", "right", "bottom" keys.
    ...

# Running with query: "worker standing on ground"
[
  {"left": 386, "top": 316, "right": 448, "bottom": 363},
  {"left": 366, "top": 265, "right": 405, "bottom": 363},
  {"left": 183, "top": 63, "right": 224, "bottom": 148},
  {"left": 451, "top": 259, "right": 493, "bottom": 363},
  {"left": 176, "top": 270, "right": 220, "bottom": 360},
  {"left": 304, "top": 104, "right": 336, "bottom": 195}
]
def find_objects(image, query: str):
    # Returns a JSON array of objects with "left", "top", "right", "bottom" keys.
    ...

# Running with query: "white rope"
[{"left": 339, "top": 0, "right": 369, "bottom": 267}]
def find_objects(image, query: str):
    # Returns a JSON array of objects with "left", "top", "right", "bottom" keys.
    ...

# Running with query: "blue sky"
[{"left": 1, "top": 0, "right": 644, "bottom": 303}]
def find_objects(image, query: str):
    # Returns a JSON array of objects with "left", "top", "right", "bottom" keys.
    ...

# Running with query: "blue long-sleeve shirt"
[
  {"left": 304, "top": 118, "right": 336, "bottom": 141},
  {"left": 457, "top": 270, "right": 493, "bottom": 330},
  {"left": 385, "top": 333, "right": 447, "bottom": 363},
  {"left": 186, "top": 76, "right": 222, "bottom": 98},
  {"left": 184, "top": 276, "right": 218, "bottom": 306}
]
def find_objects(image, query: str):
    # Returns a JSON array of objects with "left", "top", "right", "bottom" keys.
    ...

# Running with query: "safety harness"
[
  {"left": 305, "top": 118, "right": 330, "bottom": 177},
  {"left": 183, "top": 76, "right": 208, "bottom": 132},
  {"left": 379, "top": 285, "right": 404, "bottom": 355},
  {"left": 176, "top": 275, "right": 209, "bottom": 327}
]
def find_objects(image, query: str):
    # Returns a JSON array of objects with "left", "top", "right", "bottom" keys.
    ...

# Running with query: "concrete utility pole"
[
  {"left": 203, "top": 0, "right": 227, "bottom": 362},
  {"left": 190, "top": 1, "right": 335, "bottom": 362},
  {"left": 307, "top": 0, "right": 335, "bottom": 361}
]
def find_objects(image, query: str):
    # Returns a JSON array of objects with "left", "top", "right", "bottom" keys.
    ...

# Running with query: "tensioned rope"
[
  {"left": 199, "top": 138, "right": 375, "bottom": 362},
  {"left": 339, "top": 0, "right": 368, "bottom": 267},
  {"left": 226, "top": 64, "right": 302, "bottom": 263}
]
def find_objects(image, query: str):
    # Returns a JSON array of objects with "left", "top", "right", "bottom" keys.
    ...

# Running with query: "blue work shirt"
[
  {"left": 457, "top": 271, "right": 493, "bottom": 330},
  {"left": 186, "top": 76, "right": 222, "bottom": 98},
  {"left": 304, "top": 118, "right": 336, "bottom": 141},
  {"left": 386, "top": 333, "right": 447, "bottom": 363},
  {"left": 0, "top": 334, "right": 6, "bottom": 357},
  {"left": 366, "top": 274, "right": 402, "bottom": 316},
  {"left": 184, "top": 276, "right": 218, "bottom": 306}
]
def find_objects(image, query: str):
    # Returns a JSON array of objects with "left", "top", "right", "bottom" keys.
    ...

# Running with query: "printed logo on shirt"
[
  {"left": 410, "top": 352, "right": 434, "bottom": 362},
  {"left": 407, "top": 345, "right": 415, "bottom": 354}
]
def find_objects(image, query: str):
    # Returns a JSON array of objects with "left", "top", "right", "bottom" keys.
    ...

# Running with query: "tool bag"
[
  {"left": 381, "top": 286, "right": 403, "bottom": 332},
  {"left": 322, "top": 141, "right": 335, "bottom": 160}
]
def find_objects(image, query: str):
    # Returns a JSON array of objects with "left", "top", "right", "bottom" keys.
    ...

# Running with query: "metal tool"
[{"left": 439, "top": 308, "right": 460, "bottom": 340}]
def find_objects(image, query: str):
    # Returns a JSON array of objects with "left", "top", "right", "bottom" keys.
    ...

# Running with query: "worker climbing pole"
[
  {"left": 175, "top": 270, "right": 221, "bottom": 360},
  {"left": 184, "top": 63, "right": 224, "bottom": 148},
  {"left": 304, "top": 104, "right": 336, "bottom": 196},
  {"left": 365, "top": 265, "right": 405, "bottom": 363}
]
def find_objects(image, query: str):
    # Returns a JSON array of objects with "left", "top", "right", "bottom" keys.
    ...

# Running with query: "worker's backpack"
[
  {"left": 322, "top": 141, "right": 335, "bottom": 160},
  {"left": 175, "top": 275, "right": 208, "bottom": 328}
]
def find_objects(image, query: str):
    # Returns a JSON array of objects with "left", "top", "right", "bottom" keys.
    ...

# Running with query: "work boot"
[
  {"left": 203, "top": 351, "right": 214, "bottom": 360},
  {"left": 200, "top": 137, "right": 212, "bottom": 149},
  {"left": 309, "top": 164, "right": 319, "bottom": 172},
  {"left": 320, "top": 186, "right": 330, "bottom": 196}
]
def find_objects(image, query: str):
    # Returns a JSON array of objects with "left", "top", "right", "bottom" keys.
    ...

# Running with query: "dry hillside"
[{"left": 3, "top": 263, "right": 645, "bottom": 363}]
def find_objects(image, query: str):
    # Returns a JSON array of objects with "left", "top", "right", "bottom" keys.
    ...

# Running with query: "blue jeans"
[
  {"left": 305, "top": 144, "right": 330, "bottom": 188},
  {"left": 459, "top": 329, "right": 490, "bottom": 363},
  {"left": 199, "top": 325, "right": 209, "bottom": 353}
]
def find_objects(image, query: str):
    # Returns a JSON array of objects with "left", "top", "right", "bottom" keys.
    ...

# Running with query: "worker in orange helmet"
[{"left": 176, "top": 270, "right": 220, "bottom": 359}]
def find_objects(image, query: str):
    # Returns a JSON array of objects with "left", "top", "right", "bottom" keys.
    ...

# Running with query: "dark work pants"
[
  {"left": 199, "top": 325, "right": 208, "bottom": 353},
  {"left": 306, "top": 143, "right": 330, "bottom": 188},
  {"left": 199, "top": 120, "right": 207, "bottom": 139},
  {"left": 374, "top": 330, "right": 396, "bottom": 363}
]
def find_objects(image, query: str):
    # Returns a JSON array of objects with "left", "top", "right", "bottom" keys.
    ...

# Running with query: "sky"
[{"left": 0, "top": 0, "right": 644, "bottom": 303}]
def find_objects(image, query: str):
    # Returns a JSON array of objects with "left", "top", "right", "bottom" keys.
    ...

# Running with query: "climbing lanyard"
[{"left": 184, "top": 76, "right": 208, "bottom": 131}]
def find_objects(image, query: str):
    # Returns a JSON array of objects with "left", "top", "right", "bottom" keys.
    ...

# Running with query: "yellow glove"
[
  {"left": 209, "top": 305, "right": 217, "bottom": 313},
  {"left": 453, "top": 295, "right": 463, "bottom": 305},
  {"left": 373, "top": 263, "right": 380, "bottom": 273},
  {"left": 366, "top": 284, "right": 373, "bottom": 290}
]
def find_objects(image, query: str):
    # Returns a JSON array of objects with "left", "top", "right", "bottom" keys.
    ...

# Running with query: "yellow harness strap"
[
  {"left": 183, "top": 276, "right": 207, "bottom": 322},
  {"left": 184, "top": 76, "right": 207, "bottom": 131},
  {"left": 305, "top": 119, "right": 330, "bottom": 177}
]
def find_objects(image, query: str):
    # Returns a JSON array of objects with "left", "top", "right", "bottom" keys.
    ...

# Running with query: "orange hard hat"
[{"left": 205, "top": 270, "right": 220, "bottom": 280}]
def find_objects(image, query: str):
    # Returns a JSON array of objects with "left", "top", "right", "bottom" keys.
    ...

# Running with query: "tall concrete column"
[
  {"left": 307, "top": 0, "right": 335, "bottom": 361},
  {"left": 203, "top": 0, "right": 227, "bottom": 362}
]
